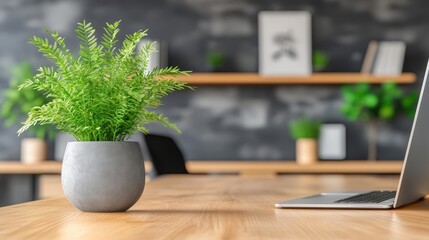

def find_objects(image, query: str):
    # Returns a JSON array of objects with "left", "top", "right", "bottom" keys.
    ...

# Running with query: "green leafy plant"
[
  {"left": 0, "top": 62, "right": 55, "bottom": 139},
  {"left": 401, "top": 92, "right": 419, "bottom": 118},
  {"left": 340, "top": 82, "right": 418, "bottom": 160},
  {"left": 18, "top": 20, "right": 189, "bottom": 141},
  {"left": 341, "top": 82, "right": 417, "bottom": 121},
  {"left": 313, "top": 50, "right": 329, "bottom": 72},
  {"left": 205, "top": 50, "right": 225, "bottom": 71},
  {"left": 289, "top": 118, "right": 321, "bottom": 140}
]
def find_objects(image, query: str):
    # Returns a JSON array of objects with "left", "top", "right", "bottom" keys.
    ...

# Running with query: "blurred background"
[
  {"left": 0, "top": 0, "right": 427, "bottom": 205},
  {"left": 1, "top": 0, "right": 426, "bottom": 160}
]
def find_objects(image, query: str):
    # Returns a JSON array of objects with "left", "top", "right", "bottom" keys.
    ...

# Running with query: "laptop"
[{"left": 276, "top": 61, "right": 429, "bottom": 209}]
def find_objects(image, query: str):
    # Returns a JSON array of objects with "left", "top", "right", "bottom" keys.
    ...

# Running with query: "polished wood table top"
[{"left": 1, "top": 175, "right": 428, "bottom": 239}]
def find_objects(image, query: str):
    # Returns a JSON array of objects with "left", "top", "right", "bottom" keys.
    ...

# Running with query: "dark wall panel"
[{"left": 0, "top": 0, "right": 425, "bottom": 161}]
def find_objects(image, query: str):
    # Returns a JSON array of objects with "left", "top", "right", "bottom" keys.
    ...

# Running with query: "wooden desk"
[{"left": 0, "top": 175, "right": 428, "bottom": 239}]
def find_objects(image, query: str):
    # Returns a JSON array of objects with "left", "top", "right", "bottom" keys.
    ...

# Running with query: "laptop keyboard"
[{"left": 334, "top": 191, "right": 396, "bottom": 204}]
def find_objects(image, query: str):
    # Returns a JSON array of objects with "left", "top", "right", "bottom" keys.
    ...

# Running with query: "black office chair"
[{"left": 143, "top": 133, "right": 189, "bottom": 176}]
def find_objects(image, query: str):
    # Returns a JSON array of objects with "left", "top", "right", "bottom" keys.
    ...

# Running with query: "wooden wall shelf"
[
  {"left": 0, "top": 160, "right": 403, "bottom": 175},
  {"left": 176, "top": 73, "right": 416, "bottom": 85},
  {"left": 185, "top": 161, "right": 403, "bottom": 175}
]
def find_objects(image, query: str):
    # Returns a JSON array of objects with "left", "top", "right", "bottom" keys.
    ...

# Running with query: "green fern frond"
[
  {"left": 101, "top": 20, "right": 121, "bottom": 53},
  {"left": 76, "top": 20, "right": 101, "bottom": 67},
  {"left": 29, "top": 36, "right": 70, "bottom": 73},
  {"left": 119, "top": 30, "right": 147, "bottom": 59},
  {"left": 19, "top": 20, "right": 190, "bottom": 141},
  {"left": 135, "top": 40, "right": 156, "bottom": 72}
]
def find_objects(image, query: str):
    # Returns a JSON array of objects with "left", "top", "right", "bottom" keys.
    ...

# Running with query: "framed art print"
[
  {"left": 318, "top": 123, "right": 346, "bottom": 160},
  {"left": 258, "top": 11, "right": 312, "bottom": 76}
]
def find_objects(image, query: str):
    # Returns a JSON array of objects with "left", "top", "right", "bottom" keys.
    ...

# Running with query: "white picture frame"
[
  {"left": 258, "top": 11, "right": 312, "bottom": 76},
  {"left": 318, "top": 124, "right": 346, "bottom": 160}
]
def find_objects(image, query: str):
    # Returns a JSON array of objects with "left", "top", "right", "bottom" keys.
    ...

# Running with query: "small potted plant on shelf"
[
  {"left": 289, "top": 118, "right": 321, "bottom": 165},
  {"left": 312, "top": 50, "right": 329, "bottom": 72},
  {"left": 18, "top": 20, "right": 189, "bottom": 212},
  {"left": 0, "top": 62, "right": 56, "bottom": 163},
  {"left": 205, "top": 49, "right": 225, "bottom": 72},
  {"left": 341, "top": 82, "right": 417, "bottom": 161}
]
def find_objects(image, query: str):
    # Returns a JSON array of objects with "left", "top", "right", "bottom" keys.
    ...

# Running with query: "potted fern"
[
  {"left": 289, "top": 118, "right": 321, "bottom": 165},
  {"left": 18, "top": 21, "right": 189, "bottom": 212},
  {"left": 1, "top": 62, "right": 55, "bottom": 163}
]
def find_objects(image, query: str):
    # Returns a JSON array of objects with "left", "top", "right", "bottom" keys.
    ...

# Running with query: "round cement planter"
[{"left": 62, "top": 141, "right": 145, "bottom": 212}]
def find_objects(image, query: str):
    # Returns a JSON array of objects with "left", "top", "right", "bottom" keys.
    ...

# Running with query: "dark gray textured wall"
[{"left": 0, "top": 0, "right": 426, "bottom": 161}]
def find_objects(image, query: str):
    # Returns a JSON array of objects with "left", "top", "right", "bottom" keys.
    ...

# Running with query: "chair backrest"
[{"left": 143, "top": 133, "right": 189, "bottom": 175}]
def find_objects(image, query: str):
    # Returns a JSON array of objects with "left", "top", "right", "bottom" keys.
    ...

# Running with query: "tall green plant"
[
  {"left": 340, "top": 82, "right": 418, "bottom": 160},
  {"left": 340, "top": 82, "right": 417, "bottom": 121},
  {"left": 0, "top": 62, "right": 55, "bottom": 139},
  {"left": 18, "top": 20, "right": 189, "bottom": 141}
]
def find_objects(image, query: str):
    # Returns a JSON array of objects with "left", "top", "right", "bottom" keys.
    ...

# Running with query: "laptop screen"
[{"left": 395, "top": 60, "right": 429, "bottom": 207}]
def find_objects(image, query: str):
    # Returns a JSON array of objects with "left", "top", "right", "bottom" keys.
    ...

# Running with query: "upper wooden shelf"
[{"left": 176, "top": 73, "right": 416, "bottom": 85}]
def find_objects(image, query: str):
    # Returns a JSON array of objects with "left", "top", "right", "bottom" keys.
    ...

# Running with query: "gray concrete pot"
[{"left": 62, "top": 141, "right": 145, "bottom": 212}]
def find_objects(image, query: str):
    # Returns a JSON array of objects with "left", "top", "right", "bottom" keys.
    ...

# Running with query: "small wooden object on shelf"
[
  {"left": 296, "top": 139, "right": 318, "bottom": 165},
  {"left": 176, "top": 73, "right": 416, "bottom": 85},
  {"left": 20, "top": 138, "right": 47, "bottom": 164}
]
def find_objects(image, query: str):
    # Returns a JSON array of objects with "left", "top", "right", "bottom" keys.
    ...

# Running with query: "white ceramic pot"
[{"left": 21, "top": 138, "right": 47, "bottom": 164}]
